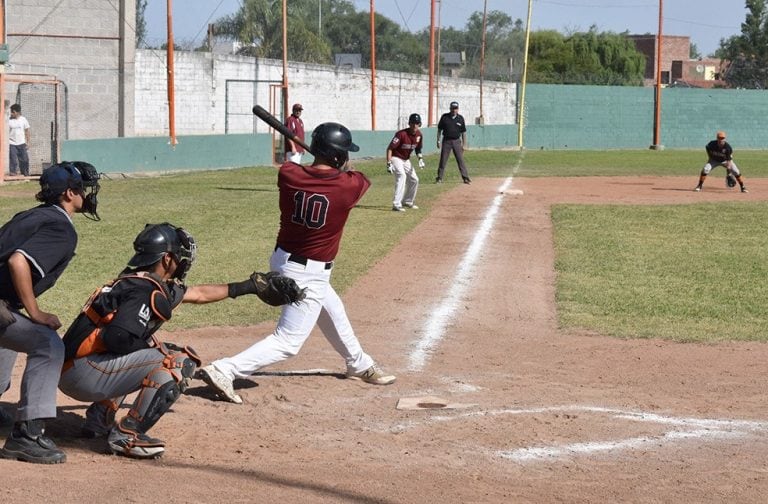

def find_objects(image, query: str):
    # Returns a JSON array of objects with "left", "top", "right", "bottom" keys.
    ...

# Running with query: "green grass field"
[{"left": 2, "top": 149, "right": 767, "bottom": 341}]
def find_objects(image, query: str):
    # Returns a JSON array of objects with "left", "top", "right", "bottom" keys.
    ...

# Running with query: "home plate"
[
  {"left": 396, "top": 395, "right": 477, "bottom": 410},
  {"left": 502, "top": 189, "right": 524, "bottom": 196}
]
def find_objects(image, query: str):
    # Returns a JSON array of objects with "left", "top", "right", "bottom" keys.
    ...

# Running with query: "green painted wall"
[
  {"left": 62, "top": 134, "right": 273, "bottom": 173},
  {"left": 63, "top": 126, "right": 517, "bottom": 173},
  {"left": 63, "top": 85, "right": 768, "bottom": 173},
  {"left": 524, "top": 84, "right": 768, "bottom": 150}
]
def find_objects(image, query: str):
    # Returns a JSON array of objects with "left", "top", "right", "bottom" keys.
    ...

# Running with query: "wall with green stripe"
[
  {"left": 524, "top": 84, "right": 768, "bottom": 150},
  {"left": 62, "top": 125, "right": 517, "bottom": 173},
  {"left": 63, "top": 85, "right": 768, "bottom": 172}
]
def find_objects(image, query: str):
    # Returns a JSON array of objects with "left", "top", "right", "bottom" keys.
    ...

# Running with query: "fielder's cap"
[
  {"left": 292, "top": 103, "right": 303, "bottom": 111},
  {"left": 717, "top": 130, "right": 726, "bottom": 139},
  {"left": 450, "top": 101, "right": 459, "bottom": 109}
]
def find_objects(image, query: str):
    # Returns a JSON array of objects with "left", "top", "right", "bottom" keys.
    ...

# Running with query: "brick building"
[{"left": 627, "top": 34, "right": 726, "bottom": 88}]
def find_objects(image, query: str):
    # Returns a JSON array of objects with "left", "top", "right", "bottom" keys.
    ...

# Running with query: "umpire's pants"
[
  {"left": 437, "top": 138, "right": 469, "bottom": 181},
  {"left": 0, "top": 311, "right": 64, "bottom": 421}
]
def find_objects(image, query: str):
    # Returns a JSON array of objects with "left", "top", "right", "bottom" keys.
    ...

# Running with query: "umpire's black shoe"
[
  {"left": 463, "top": 177, "right": 472, "bottom": 184},
  {"left": 1, "top": 419, "right": 66, "bottom": 464},
  {"left": 435, "top": 177, "right": 443, "bottom": 184},
  {"left": 0, "top": 406, "right": 13, "bottom": 428}
]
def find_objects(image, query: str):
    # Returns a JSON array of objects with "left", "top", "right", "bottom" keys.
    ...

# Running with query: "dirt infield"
[{"left": 2, "top": 176, "right": 768, "bottom": 503}]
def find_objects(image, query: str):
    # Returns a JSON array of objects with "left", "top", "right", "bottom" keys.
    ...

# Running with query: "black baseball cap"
[{"left": 450, "top": 101, "right": 459, "bottom": 109}]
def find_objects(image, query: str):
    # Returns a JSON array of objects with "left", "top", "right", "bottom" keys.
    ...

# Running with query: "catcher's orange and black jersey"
[
  {"left": 63, "top": 273, "right": 186, "bottom": 361},
  {"left": 276, "top": 162, "right": 370, "bottom": 262}
]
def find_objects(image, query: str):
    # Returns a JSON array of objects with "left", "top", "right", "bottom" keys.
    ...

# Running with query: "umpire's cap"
[{"left": 38, "top": 162, "right": 100, "bottom": 203}]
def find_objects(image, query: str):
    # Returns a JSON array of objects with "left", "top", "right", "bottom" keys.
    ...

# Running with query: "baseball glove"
[
  {"left": 228, "top": 271, "right": 306, "bottom": 306},
  {"left": 252, "top": 271, "right": 306, "bottom": 306},
  {"left": 726, "top": 173, "right": 737, "bottom": 188}
]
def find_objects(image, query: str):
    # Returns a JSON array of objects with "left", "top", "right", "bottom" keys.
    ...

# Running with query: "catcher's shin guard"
[{"left": 129, "top": 378, "right": 181, "bottom": 433}]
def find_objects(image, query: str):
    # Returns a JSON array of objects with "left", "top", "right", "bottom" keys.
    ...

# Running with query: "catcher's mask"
[
  {"left": 310, "top": 122, "right": 359, "bottom": 169},
  {"left": 37, "top": 161, "right": 101, "bottom": 220},
  {"left": 128, "top": 223, "right": 197, "bottom": 281}
]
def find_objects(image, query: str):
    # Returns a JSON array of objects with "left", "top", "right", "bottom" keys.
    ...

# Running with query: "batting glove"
[
  {"left": 386, "top": 160, "right": 394, "bottom": 174},
  {"left": 417, "top": 155, "right": 425, "bottom": 169}
]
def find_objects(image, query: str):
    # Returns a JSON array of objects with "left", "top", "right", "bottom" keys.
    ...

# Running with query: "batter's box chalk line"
[{"left": 409, "top": 405, "right": 768, "bottom": 464}]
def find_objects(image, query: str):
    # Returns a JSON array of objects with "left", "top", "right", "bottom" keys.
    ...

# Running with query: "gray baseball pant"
[
  {"left": 437, "top": 138, "right": 469, "bottom": 180},
  {"left": 0, "top": 311, "right": 65, "bottom": 421}
]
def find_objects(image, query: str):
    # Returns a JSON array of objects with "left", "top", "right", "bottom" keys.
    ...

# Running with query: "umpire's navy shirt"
[
  {"left": 437, "top": 112, "right": 467, "bottom": 140},
  {"left": 0, "top": 204, "right": 78, "bottom": 308}
]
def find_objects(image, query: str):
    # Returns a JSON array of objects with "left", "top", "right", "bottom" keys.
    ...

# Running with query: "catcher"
[
  {"left": 694, "top": 131, "right": 748, "bottom": 193},
  {"left": 58, "top": 222, "right": 304, "bottom": 459}
]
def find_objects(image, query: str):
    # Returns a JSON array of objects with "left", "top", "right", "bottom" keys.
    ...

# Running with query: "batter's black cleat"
[
  {"left": 1, "top": 420, "right": 66, "bottom": 464},
  {"left": 435, "top": 177, "right": 443, "bottom": 184},
  {"left": 463, "top": 177, "right": 472, "bottom": 184},
  {"left": 741, "top": 186, "right": 749, "bottom": 193}
]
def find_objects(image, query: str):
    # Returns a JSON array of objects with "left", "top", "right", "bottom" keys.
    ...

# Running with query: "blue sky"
[{"left": 145, "top": 0, "right": 746, "bottom": 57}]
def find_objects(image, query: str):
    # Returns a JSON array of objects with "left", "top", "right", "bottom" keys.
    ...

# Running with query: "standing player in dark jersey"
[
  {"left": 0, "top": 161, "right": 101, "bottom": 464},
  {"left": 284, "top": 103, "right": 306, "bottom": 164},
  {"left": 436, "top": 101, "right": 471, "bottom": 184},
  {"left": 200, "top": 122, "right": 396, "bottom": 404},
  {"left": 693, "top": 130, "right": 748, "bottom": 193},
  {"left": 387, "top": 113, "right": 424, "bottom": 212},
  {"left": 58, "top": 223, "right": 279, "bottom": 459}
]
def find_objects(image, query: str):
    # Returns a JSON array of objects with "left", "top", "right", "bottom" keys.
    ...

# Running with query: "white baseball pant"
[
  {"left": 391, "top": 156, "right": 419, "bottom": 209},
  {"left": 210, "top": 247, "right": 374, "bottom": 378}
]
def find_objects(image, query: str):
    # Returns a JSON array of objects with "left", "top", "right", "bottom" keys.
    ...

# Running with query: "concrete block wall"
[
  {"left": 6, "top": 0, "right": 135, "bottom": 140},
  {"left": 134, "top": 50, "right": 518, "bottom": 136}
]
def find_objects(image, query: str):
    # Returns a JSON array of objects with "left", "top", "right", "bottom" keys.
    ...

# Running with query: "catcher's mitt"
[
  {"left": 252, "top": 271, "right": 306, "bottom": 306},
  {"left": 726, "top": 173, "right": 737, "bottom": 188}
]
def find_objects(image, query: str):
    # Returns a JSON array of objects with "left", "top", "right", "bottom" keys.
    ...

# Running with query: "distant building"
[{"left": 626, "top": 34, "right": 727, "bottom": 88}]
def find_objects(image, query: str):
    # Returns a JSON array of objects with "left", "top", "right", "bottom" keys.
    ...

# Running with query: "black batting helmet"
[
  {"left": 128, "top": 223, "right": 197, "bottom": 281},
  {"left": 408, "top": 113, "right": 422, "bottom": 126},
  {"left": 310, "top": 122, "right": 359, "bottom": 169}
]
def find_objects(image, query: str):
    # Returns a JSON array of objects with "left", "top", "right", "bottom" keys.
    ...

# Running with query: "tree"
[
  {"left": 527, "top": 28, "right": 644, "bottom": 85},
  {"left": 213, "top": 0, "right": 332, "bottom": 63},
  {"left": 135, "top": 0, "right": 148, "bottom": 48},
  {"left": 717, "top": 0, "right": 768, "bottom": 88},
  {"left": 689, "top": 42, "right": 702, "bottom": 59}
]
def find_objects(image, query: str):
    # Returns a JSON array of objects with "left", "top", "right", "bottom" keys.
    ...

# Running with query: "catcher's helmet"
[
  {"left": 37, "top": 161, "right": 101, "bottom": 219},
  {"left": 310, "top": 122, "right": 359, "bottom": 169},
  {"left": 128, "top": 223, "right": 197, "bottom": 281},
  {"left": 408, "top": 113, "right": 422, "bottom": 126}
]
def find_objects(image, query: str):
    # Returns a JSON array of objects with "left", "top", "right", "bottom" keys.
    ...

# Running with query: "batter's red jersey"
[
  {"left": 276, "top": 162, "right": 371, "bottom": 262},
  {"left": 284, "top": 114, "right": 305, "bottom": 153},
  {"left": 388, "top": 128, "right": 423, "bottom": 160}
]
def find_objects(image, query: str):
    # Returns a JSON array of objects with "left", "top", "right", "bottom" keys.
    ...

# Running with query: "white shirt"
[{"left": 9, "top": 115, "right": 30, "bottom": 146}]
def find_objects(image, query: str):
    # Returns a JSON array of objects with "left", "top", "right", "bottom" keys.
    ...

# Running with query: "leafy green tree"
[
  {"left": 717, "top": 0, "right": 768, "bottom": 88},
  {"left": 213, "top": 0, "right": 332, "bottom": 63},
  {"left": 136, "top": 0, "right": 148, "bottom": 48},
  {"left": 527, "top": 27, "right": 644, "bottom": 85}
]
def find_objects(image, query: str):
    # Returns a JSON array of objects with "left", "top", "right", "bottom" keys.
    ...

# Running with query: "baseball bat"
[{"left": 252, "top": 105, "right": 313, "bottom": 154}]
